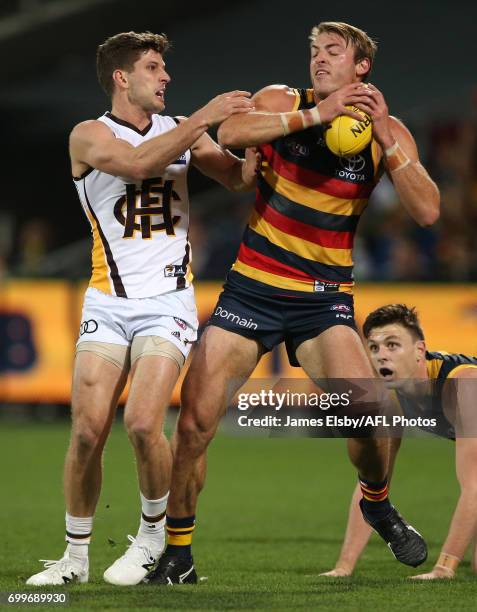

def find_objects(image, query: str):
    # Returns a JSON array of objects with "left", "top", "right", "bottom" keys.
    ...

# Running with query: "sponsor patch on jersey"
[
  {"left": 164, "top": 264, "right": 186, "bottom": 278},
  {"left": 313, "top": 280, "right": 340, "bottom": 292},
  {"left": 331, "top": 304, "right": 351, "bottom": 313},
  {"left": 287, "top": 140, "right": 310, "bottom": 157}
]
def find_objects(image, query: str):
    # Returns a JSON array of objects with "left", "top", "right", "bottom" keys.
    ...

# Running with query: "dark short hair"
[
  {"left": 309, "top": 21, "right": 377, "bottom": 80},
  {"left": 363, "top": 304, "right": 425, "bottom": 341},
  {"left": 96, "top": 31, "right": 170, "bottom": 97}
]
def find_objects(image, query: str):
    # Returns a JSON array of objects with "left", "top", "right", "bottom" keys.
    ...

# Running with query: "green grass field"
[{"left": 1, "top": 419, "right": 474, "bottom": 611}]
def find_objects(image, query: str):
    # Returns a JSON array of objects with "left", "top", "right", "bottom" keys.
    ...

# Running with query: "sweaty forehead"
[
  {"left": 367, "top": 324, "right": 410, "bottom": 344},
  {"left": 312, "top": 31, "right": 348, "bottom": 50}
]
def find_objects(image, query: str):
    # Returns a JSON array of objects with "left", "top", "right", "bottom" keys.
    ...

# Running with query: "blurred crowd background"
[{"left": 1, "top": 0, "right": 476, "bottom": 285}]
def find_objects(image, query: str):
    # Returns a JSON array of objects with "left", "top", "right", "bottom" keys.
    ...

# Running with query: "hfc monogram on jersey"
[{"left": 114, "top": 177, "right": 181, "bottom": 239}]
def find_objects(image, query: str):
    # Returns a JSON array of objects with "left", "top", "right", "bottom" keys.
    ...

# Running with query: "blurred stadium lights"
[{"left": 0, "top": 0, "right": 116, "bottom": 39}]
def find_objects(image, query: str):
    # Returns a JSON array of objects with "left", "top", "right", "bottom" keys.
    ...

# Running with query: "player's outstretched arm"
[
  {"left": 70, "top": 91, "right": 253, "bottom": 180},
  {"left": 187, "top": 125, "right": 260, "bottom": 192},
  {"left": 320, "top": 437, "right": 402, "bottom": 577},
  {"left": 412, "top": 369, "right": 477, "bottom": 580},
  {"left": 319, "top": 482, "right": 372, "bottom": 577},
  {"left": 217, "top": 84, "right": 369, "bottom": 149},
  {"left": 353, "top": 83, "right": 440, "bottom": 227}
]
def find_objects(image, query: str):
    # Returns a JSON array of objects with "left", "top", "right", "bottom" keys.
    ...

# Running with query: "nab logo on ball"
[{"left": 325, "top": 106, "right": 373, "bottom": 157}]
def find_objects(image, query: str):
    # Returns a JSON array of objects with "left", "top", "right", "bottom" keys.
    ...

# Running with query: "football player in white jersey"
[{"left": 26, "top": 31, "right": 258, "bottom": 587}]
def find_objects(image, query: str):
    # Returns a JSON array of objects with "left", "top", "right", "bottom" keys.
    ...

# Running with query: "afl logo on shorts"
[
  {"left": 80, "top": 319, "right": 98, "bottom": 335},
  {"left": 174, "top": 317, "right": 187, "bottom": 330},
  {"left": 331, "top": 304, "right": 351, "bottom": 313}
]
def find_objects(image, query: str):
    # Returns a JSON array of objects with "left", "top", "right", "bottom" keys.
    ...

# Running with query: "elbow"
[
  {"left": 418, "top": 192, "right": 440, "bottom": 227},
  {"left": 129, "top": 161, "right": 162, "bottom": 181},
  {"left": 418, "top": 207, "right": 440, "bottom": 227}
]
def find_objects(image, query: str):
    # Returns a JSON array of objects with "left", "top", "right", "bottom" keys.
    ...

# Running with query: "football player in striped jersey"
[
  {"left": 321, "top": 304, "right": 477, "bottom": 579},
  {"left": 148, "top": 22, "right": 439, "bottom": 584}
]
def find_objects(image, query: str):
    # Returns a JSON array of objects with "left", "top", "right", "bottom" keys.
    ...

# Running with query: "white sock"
[
  {"left": 65, "top": 513, "right": 93, "bottom": 560},
  {"left": 137, "top": 492, "right": 168, "bottom": 545}
]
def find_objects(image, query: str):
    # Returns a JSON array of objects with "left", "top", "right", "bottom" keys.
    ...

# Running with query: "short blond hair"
[{"left": 309, "top": 21, "right": 377, "bottom": 79}]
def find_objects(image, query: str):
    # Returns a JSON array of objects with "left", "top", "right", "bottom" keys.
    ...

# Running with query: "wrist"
[
  {"left": 383, "top": 140, "right": 411, "bottom": 172},
  {"left": 280, "top": 107, "right": 321, "bottom": 136},
  {"left": 335, "top": 560, "right": 354, "bottom": 575},
  {"left": 433, "top": 551, "right": 460, "bottom": 577},
  {"left": 190, "top": 108, "right": 211, "bottom": 131}
]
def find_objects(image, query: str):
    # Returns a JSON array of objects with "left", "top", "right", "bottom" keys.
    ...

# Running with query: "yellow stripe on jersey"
[
  {"left": 249, "top": 209, "right": 353, "bottom": 266},
  {"left": 291, "top": 89, "right": 302, "bottom": 112},
  {"left": 371, "top": 139, "right": 382, "bottom": 178},
  {"left": 261, "top": 165, "right": 368, "bottom": 216},
  {"left": 447, "top": 364, "right": 477, "bottom": 378},
  {"left": 426, "top": 358, "right": 444, "bottom": 380},
  {"left": 232, "top": 259, "right": 353, "bottom": 294},
  {"left": 85, "top": 208, "right": 111, "bottom": 295}
]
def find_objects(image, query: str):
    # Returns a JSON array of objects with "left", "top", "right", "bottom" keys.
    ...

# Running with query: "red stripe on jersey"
[
  {"left": 260, "top": 143, "right": 374, "bottom": 200},
  {"left": 237, "top": 243, "right": 315, "bottom": 283},
  {"left": 255, "top": 195, "right": 354, "bottom": 249}
]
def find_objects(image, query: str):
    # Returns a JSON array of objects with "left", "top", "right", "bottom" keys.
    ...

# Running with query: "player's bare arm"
[
  {"left": 218, "top": 84, "right": 370, "bottom": 148},
  {"left": 354, "top": 83, "right": 440, "bottom": 227},
  {"left": 70, "top": 90, "right": 253, "bottom": 180},
  {"left": 172, "top": 118, "right": 259, "bottom": 192},
  {"left": 321, "top": 436, "right": 402, "bottom": 577},
  {"left": 412, "top": 368, "right": 477, "bottom": 580}
]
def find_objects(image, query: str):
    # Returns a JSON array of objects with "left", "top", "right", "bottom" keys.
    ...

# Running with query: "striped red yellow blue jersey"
[
  {"left": 230, "top": 87, "right": 382, "bottom": 296},
  {"left": 396, "top": 351, "right": 477, "bottom": 439}
]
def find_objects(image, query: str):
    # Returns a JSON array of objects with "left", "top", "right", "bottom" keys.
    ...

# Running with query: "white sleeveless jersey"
[{"left": 73, "top": 112, "right": 192, "bottom": 298}]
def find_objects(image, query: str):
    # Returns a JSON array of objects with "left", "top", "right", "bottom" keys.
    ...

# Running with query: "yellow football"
[{"left": 325, "top": 106, "right": 373, "bottom": 157}]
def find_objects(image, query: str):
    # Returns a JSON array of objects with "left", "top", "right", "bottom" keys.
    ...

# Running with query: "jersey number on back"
[{"left": 114, "top": 177, "right": 181, "bottom": 239}]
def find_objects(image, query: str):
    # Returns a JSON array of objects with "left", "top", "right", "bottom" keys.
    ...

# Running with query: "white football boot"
[
  {"left": 26, "top": 551, "right": 89, "bottom": 585},
  {"left": 103, "top": 535, "right": 163, "bottom": 586}
]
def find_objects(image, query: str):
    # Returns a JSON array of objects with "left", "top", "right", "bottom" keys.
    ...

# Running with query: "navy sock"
[
  {"left": 165, "top": 515, "right": 195, "bottom": 559},
  {"left": 359, "top": 476, "right": 392, "bottom": 520}
]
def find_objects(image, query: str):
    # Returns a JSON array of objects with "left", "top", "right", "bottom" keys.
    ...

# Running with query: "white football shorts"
[{"left": 76, "top": 286, "right": 198, "bottom": 361}]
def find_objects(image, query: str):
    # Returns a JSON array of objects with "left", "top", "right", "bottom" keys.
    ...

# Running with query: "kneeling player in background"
[{"left": 321, "top": 304, "right": 477, "bottom": 580}]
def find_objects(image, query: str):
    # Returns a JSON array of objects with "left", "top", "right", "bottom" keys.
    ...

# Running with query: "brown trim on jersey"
[
  {"left": 105, "top": 111, "right": 153, "bottom": 136},
  {"left": 73, "top": 166, "right": 94, "bottom": 182},
  {"left": 176, "top": 234, "right": 191, "bottom": 290},
  {"left": 83, "top": 182, "right": 127, "bottom": 298}
]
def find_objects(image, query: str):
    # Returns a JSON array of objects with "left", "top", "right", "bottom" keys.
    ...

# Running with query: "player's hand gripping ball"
[{"left": 325, "top": 106, "right": 372, "bottom": 157}]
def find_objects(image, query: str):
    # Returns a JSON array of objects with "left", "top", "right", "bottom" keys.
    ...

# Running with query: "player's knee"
[
  {"left": 71, "top": 418, "right": 106, "bottom": 456},
  {"left": 176, "top": 412, "right": 214, "bottom": 455},
  {"left": 125, "top": 417, "right": 160, "bottom": 451}
]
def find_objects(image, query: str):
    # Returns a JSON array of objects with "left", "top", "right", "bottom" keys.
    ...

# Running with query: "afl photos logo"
[
  {"left": 337, "top": 155, "right": 366, "bottom": 182},
  {"left": 114, "top": 177, "right": 181, "bottom": 239}
]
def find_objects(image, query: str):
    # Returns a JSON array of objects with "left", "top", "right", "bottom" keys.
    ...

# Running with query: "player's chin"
[
  {"left": 312, "top": 80, "right": 335, "bottom": 100},
  {"left": 382, "top": 377, "right": 402, "bottom": 390},
  {"left": 150, "top": 96, "right": 165, "bottom": 112}
]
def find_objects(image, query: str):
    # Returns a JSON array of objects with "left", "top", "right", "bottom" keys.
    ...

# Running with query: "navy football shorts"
[{"left": 208, "top": 276, "right": 357, "bottom": 367}]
